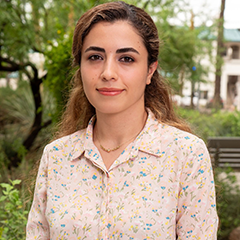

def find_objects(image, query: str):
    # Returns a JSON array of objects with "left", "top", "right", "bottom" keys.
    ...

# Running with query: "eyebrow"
[
  {"left": 85, "top": 46, "right": 105, "bottom": 53},
  {"left": 116, "top": 47, "right": 139, "bottom": 54},
  {"left": 84, "top": 46, "right": 139, "bottom": 55}
]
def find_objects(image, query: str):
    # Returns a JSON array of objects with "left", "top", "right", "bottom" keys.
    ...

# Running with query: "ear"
[{"left": 146, "top": 61, "right": 158, "bottom": 85}]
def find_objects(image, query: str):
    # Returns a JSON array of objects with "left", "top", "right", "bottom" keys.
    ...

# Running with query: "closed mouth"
[{"left": 97, "top": 88, "right": 124, "bottom": 96}]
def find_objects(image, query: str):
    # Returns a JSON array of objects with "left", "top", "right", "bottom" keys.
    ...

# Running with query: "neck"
[{"left": 93, "top": 107, "right": 148, "bottom": 147}]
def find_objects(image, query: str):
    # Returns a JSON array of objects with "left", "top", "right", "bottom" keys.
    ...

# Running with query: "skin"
[{"left": 80, "top": 21, "right": 157, "bottom": 169}]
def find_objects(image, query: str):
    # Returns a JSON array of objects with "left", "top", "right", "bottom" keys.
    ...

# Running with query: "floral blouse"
[{"left": 26, "top": 110, "right": 218, "bottom": 239}]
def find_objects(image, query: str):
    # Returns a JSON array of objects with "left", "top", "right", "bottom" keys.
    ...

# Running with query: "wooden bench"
[{"left": 207, "top": 137, "right": 240, "bottom": 168}]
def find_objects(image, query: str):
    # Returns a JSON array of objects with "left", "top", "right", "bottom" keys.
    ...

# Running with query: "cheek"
[
  {"left": 80, "top": 72, "right": 89, "bottom": 92},
  {"left": 81, "top": 66, "right": 98, "bottom": 81},
  {"left": 82, "top": 82, "right": 93, "bottom": 105},
  {"left": 81, "top": 74, "right": 97, "bottom": 99}
]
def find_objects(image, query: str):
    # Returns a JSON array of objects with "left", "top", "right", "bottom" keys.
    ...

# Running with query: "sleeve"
[
  {"left": 26, "top": 146, "right": 50, "bottom": 240},
  {"left": 176, "top": 139, "right": 219, "bottom": 240}
]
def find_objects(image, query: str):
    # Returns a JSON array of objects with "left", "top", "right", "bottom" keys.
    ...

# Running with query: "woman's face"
[{"left": 80, "top": 20, "right": 157, "bottom": 115}]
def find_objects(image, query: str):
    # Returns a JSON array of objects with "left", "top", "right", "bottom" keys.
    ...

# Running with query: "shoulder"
[
  {"left": 146, "top": 110, "right": 205, "bottom": 149},
  {"left": 149, "top": 117, "right": 205, "bottom": 147},
  {"left": 154, "top": 121, "right": 208, "bottom": 156},
  {"left": 44, "top": 129, "right": 86, "bottom": 156},
  {"left": 161, "top": 123, "right": 204, "bottom": 146},
  {"left": 154, "top": 123, "right": 211, "bottom": 171},
  {"left": 143, "top": 111, "right": 208, "bottom": 158}
]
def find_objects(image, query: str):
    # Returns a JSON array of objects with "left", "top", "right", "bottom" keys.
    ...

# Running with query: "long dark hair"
[{"left": 55, "top": 1, "right": 191, "bottom": 139}]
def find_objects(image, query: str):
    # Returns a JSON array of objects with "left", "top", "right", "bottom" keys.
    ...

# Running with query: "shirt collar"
[
  {"left": 136, "top": 109, "right": 163, "bottom": 157},
  {"left": 70, "top": 116, "right": 96, "bottom": 161},
  {"left": 70, "top": 109, "right": 163, "bottom": 161}
]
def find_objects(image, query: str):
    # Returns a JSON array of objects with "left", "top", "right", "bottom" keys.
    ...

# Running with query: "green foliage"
[
  {"left": 0, "top": 82, "right": 35, "bottom": 129},
  {"left": 0, "top": 0, "right": 107, "bottom": 61},
  {"left": 44, "top": 32, "right": 74, "bottom": 121},
  {"left": 0, "top": 80, "right": 55, "bottom": 128},
  {"left": 159, "top": 26, "right": 195, "bottom": 75},
  {"left": 214, "top": 167, "right": 240, "bottom": 239},
  {"left": 215, "top": 111, "right": 240, "bottom": 137},
  {"left": 179, "top": 108, "right": 240, "bottom": 238},
  {"left": 0, "top": 179, "right": 28, "bottom": 240},
  {"left": 0, "top": 82, "right": 32, "bottom": 167},
  {"left": 177, "top": 108, "right": 240, "bottom": 141},
  {"left": 0, "top": 0, "right": 34, "bottom": 61},
  {"left": 0, "top": 81, "right": 54, "bottom": 168},
  {"left": 0, "top": 138, "right": 27, "bottom": 168},
  {"left": 141, "top": 0, "right": 214, "bottom": 94},
  {"left": 43, "top": 0, "right": 109, "bottom": 121},
  {"left": 1, "top": 0, "right": 216, "bottom": 148}
]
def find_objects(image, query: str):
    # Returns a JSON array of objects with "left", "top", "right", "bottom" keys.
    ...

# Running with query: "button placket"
[{"left": 99, "top": 171, "right": 111, "bottom": 239}]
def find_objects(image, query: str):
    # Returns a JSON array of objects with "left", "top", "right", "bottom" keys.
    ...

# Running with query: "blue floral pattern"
[{"left": 26, "top": 111, "right": 218, "bottom": 239}]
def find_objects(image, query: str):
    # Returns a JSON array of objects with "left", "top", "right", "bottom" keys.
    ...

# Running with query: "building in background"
[{"left": 182, "top": 28, "right": 240, "bottom": 110}]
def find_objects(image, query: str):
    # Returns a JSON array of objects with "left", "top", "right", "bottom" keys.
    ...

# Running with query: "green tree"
[
  {"left": 0, "top": 0, "right": 216, "bottom": 169},
  {"left": 140, "top": 0, "right": 213, "bottom": 109},
  {"left": 212, "top": 0, "right": 226, "bottom": 108},
  {"left": 0, "top": 0, "right": 103, "bottom": 168},
  {"left": 0, "top": 179, "right": 28, "bottom": 240}
]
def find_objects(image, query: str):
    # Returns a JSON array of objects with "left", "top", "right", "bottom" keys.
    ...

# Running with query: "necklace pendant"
[
  {"left": 100, "top": 144, "right": 115, "bottom": 153},
  {"left": 97, "top": 126, "right": 141, "bottom": 153}
]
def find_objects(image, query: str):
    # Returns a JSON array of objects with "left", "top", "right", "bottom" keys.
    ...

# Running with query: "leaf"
[
  {"left": 0, "top": 183, "right": 13, "bottom": 192},
  {"left": 0, "top": 196, "right": 7, "bottom": 202},
  {"left": 10, "top": 179, "right": 21, "bottom": 186}
]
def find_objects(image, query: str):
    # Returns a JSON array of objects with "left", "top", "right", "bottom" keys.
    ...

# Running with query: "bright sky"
[{"left": 187, "top": 0, "right": 240, "bottom": 29}]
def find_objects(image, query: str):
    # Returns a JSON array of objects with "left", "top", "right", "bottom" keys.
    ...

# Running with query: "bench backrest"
[{"left": 207, "top": 137, "right": 240, "bottom": 168}]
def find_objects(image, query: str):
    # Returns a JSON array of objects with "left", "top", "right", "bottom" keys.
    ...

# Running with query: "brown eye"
[
  {"left": 88, "top": 55, "right": 103, "bottom": 61},
  {"left": 119, "top": 56, "right": 134, "bottom": 63}
]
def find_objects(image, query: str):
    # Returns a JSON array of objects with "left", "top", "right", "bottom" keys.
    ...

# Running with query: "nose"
[{"left": 100, "top": 58, "right": 118, "bottom": 81}]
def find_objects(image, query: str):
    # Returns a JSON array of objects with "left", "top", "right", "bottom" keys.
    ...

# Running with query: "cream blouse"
[{"left": 26, "top": 111, "right": 218, "bottom": 239}]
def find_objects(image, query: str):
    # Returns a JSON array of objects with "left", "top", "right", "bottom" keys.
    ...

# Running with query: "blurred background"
[{"left": 0, "top": 0, "right": 240, "bottom": 239}]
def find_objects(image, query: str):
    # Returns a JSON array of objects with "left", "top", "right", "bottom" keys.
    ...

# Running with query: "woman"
[{"left": 26, "top": 1, "right": 218, "bottom": 239}]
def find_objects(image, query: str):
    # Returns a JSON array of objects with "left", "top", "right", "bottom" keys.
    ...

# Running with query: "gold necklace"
[
  {"left": 96, "top": 131, "right": 140, "bottom": 153},
  {"left": 100, "top": 144, "right": 121, "bottom": 153}
]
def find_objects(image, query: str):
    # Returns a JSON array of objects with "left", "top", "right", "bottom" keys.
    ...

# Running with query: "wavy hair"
[{"left": 55, "top": 1, "right": 191, "bottom": 138}]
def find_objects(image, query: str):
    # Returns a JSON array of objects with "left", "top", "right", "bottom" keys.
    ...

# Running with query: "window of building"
[
  {"left": 199, "top": 91, "right": 208, "bottom": 99},
  {"left": 231, "top": 45, "right": 239, "bottom": 59},
  {"left": 222, "top": 46, "right": 227, "bottom": 56}
]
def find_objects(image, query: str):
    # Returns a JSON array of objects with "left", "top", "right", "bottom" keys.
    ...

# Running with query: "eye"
[
  {"left": 119, "top": 56, "right": 134, "bottom": 63},
  {"left": 88, "top": 55, "right": 103, "bottom": 61}
]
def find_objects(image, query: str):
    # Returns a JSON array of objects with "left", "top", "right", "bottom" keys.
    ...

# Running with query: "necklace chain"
[
  {"left": 96, "top": 131, "right": 140, "bottom": 153},
  {"left": 95, "top": 113, "right": 147, "bottom": 153},
  {"left": 100, "top": 144, "right": 121, "bottom": 153}
]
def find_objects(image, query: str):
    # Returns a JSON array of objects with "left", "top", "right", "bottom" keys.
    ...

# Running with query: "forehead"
[{"left": 82, "top": 21, "right": 146, "bottom": 52}]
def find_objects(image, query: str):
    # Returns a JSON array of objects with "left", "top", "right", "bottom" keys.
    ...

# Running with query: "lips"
[{"left": 97, "top": 88, "right": 124, "bottom": 96}]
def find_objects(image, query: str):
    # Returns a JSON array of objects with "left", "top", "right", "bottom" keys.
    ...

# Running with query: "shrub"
[
  {"left": 177, "top": 108, "right": 240, "bottom": 141},
  {"left": 214, "top": 167, "right": 240, "bottom": 240},
  {"left": 0, "top": 179, "right": 28, "bottom": 240}
]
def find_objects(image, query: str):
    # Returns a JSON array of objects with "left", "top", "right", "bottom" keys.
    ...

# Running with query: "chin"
[
  {"left": 94, "top": 104, "right": 125, "bottom": 115},
  {"left": 96, "top": 108, "right": 122, "bottom": 115}
]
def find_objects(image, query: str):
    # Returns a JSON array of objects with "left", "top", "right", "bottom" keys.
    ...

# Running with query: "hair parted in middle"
[{"left": 56, "top": 1, "right": 191, "bottom": 139}]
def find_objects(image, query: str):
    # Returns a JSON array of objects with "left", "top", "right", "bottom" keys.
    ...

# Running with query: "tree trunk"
[
  {"left": 22, "top": 74, "right": 51, "bottom": 151},
  {"left": 212, "top": 0, "right": 226, "bottom": 108},
  {"left": 0, "top": 57, "right": 51, "bottom": 168},
  {"left": 190, "top": 10, "right": 195, "bottom": 109},
  {"left": 179, "top": 65, "right": 185, "bottom": 96},
  {"left": 23, "top": 76, "right": 43, "bottom": 151},
  {"left": 9, "top": 73, "right": 44, "bottom": 169},
  {"left": 190, "top": 81, "right": 195, "bottom": 109}
]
